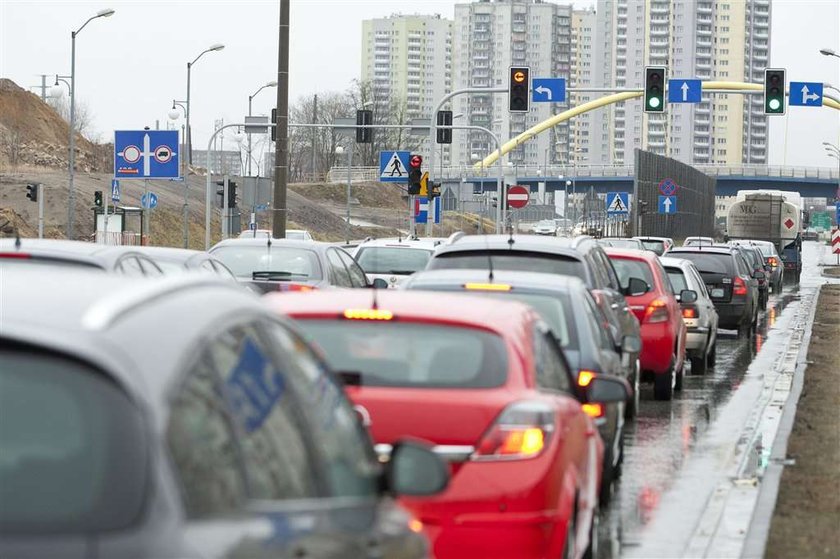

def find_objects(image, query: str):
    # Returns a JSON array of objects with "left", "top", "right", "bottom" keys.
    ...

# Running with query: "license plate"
[{"left": 711, "top": 288, "right": 725, "bottom": 298}]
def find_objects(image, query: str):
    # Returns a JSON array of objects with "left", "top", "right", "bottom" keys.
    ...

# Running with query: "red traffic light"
[{"left": 410, "top": 155, "right": 423, "bottom": 169}]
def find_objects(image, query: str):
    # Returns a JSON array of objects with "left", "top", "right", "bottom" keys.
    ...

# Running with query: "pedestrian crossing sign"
[
  {"left": 606, "top": 192, "right": 629, "bottom": 214},
  {"left": 379, "top": 150, "right": 410, "bottom": 183}
]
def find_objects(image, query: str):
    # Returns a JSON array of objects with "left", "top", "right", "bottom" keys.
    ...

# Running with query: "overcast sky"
[{"left": 1, "top": 0, "right": 838, "bottom": 168}]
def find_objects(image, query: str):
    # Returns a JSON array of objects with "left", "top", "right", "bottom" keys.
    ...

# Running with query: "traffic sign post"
[
  {"left": 658, "top": 195, "right": 677, "bottom": 214},
  {"left": 668, "top": 79, "right": 702, "bottom": 104},
  {"left": 111, "top": 179, "right": 120, "bottom": 203},
  {"left": 114, "top": 130, "right": 180, "bottom": 179},
  {"left": 414, "top": 197, "right": 440, "bottom": 225},
  {"left": 141, "top": 192, "right": 158, "bottom": 210},
  {"left": 532, "top": 78, "right": 566, "bottom": 103},
  {"left": 379, "top": 150, "right": 411, "bottom": 183},
  {"left": 789, "top": 81, "right": 823, "bottom": 107},
  {"left": 606, "top": 192, "right": 630, "bottom": 215},
  {"left": 507, "top": 185, "right": 529, "bottom": 209}
]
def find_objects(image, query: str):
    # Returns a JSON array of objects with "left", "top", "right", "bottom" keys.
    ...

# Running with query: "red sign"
[
  {"left": 832, "top": 228, "right": 840, "bottom": 255},
  {"left": 658, "top": 178, "right": 678, "bottom": 196},
  {"left": 784, "top": 218, "right": 795, "bottom": 230},
  {"left": 507, "top": 185, "right": 530, "bottom": 209}
]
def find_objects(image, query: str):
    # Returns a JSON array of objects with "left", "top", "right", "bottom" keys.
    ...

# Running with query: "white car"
[
  {"left": 239, "top": 228, "right": 313, "bottom": 241},
  {"left": 352, "top": 237, "right": 445, "bottom": 288},
  {"left": 531, "top": 219, "right": 558, "bottom": 236},
  {"left": 683, "top": 236, "right": 715, "bottom": 247}
]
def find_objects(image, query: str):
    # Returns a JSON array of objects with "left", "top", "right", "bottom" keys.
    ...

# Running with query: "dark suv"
[
  {"left": 428, "top": 234, "right": 643, "bottom": 416},
  {"left": 665, "top": 246, "right": 762, "bottom": 335}
]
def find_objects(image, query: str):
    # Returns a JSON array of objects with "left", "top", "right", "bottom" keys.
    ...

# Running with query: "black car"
[
  {"left": 0, "top": 263, "right": 446, "bottom": 558},
  {"left": 665, "top": 246, "right": 762, "bottom": 335},
  {"left": 402, "top": 269, "right": 641, "bottom": 504},
  {"left": 730, "top": 243, "right": 769, "bottom": 309},
  {"left": 427, "top": 234, "right": 643, "bottom": 418},
  {"left": 0, "top": 238, "right": 164, "bottom": 276},
  {"left": 210, "top": 238, "right": 378, "bottom": 292}
]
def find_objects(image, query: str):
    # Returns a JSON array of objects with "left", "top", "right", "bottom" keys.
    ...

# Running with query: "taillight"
[
  {"left": 582, "top": 403, "right": 604, "bottom": 418},
  {"left": 0, "top": 252, "right": 31, "bottom": 259},
  {"left": 277, "top": 283, "right": 316, "bottom": 292},
  {"left": 473, "top": 401, "right": 555, "bottom": 461},
  {"left": 578, "top": 370, "right": 596, "bottom": 387},
  {"left": 644, "top": 298, "right": 669, "bottom": 323},
  {"left": 682, "top": 306, "right": 697, "bottom": 319},
  {"left": 733, "top": 276, "right": 747, "bottom": 296},
  {"left": 767, "top": 256, "right": 778, "bottom": 267}
]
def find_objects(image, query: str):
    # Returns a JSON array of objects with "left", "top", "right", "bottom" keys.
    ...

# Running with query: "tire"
[
  {"left": 691, "top": 356, "right": 707, "bottom": 375},
  {"left": 653, "top": 359, "right": 674, "bottom": 401},
  {"left": 599, "top": 448, "right": 615, "bottom": 508},
  {"left": 707, "top": 339, "right": 716, "bottom": 368},
  {"left": 625, "top": 360, "right": 640, "bottom": 420},
  {"left": 674, "top": 359, "right": 684, "bottom": 392}
]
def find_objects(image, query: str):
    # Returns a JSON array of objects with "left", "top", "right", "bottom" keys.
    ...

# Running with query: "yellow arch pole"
[{"left": 476, "top": 81, "right": 840, "bottom": 170}]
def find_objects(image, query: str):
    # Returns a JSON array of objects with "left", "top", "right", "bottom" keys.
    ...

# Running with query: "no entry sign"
[{"left": 507, "top": 185, "right": 530, "bottom": 209}]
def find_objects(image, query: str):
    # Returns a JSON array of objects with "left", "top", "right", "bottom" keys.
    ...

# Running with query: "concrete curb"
[{"left": 741, "top": 283, "right": 823, "bottom": 559}]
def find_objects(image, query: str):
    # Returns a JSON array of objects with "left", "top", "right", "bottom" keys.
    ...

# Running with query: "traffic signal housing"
[
  {"left": 215, "top": 178, "right": 237, "bottom": 208},
  {"left": 436, "top": 110, "right": 453, "bottom": 144},
  {"left": 408, "top": 154, "right": 423, "bottom": 195},
  {"left": 764, "top": 68, "right": 786, "bottom": 115},
  {"left": 429, "top": 181, "right": 441, "bottom": 199},
  {"left": 644, "top": 66, "right": 666, "bottom": 113},
  {"left": 356, "top": 109, "right": 373, "bottom": 143},
  {"left": 25, "top": 183, "right": 38, "bottom": 203},
  {"left": 509, "top": 67, "right": 530, "bottom": 113},
  {"left": 94, "top": 190, "right": 103, "bottom": 207}
]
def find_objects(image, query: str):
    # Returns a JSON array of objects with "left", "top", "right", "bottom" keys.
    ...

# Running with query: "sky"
[{"left": 1, "top": 0, "right": 838, "bottom": 168}]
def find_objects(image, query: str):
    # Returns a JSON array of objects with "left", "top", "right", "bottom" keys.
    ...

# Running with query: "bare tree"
[
  {"left": 0, "top": 127, "right": 23, "bottom": 172},
  {"left": 47, "top": 94, "right": 95, "bottom": 141}
]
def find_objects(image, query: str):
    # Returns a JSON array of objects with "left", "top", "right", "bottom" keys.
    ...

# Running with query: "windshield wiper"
[
  {"left": 385, "top": 269, "right": 417, "bottom": 275},
  {"left": 252, "top": 271, "right": 309, "bottom": 281}
]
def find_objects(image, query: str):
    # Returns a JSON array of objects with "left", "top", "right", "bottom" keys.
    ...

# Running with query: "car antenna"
[
  {"left": 371, "top": 280, "right": 380, "bottom": 310},
  {"left": 484, "top": 234, "right": 494, "bottom": 282},
  {"left": 14, "top": 227, "right": 21, "bottom": 250}
]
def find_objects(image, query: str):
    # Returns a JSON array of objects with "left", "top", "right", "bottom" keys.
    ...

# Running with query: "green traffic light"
[{"left": 768, "top": 99, "right": 781, "bottom": 111}]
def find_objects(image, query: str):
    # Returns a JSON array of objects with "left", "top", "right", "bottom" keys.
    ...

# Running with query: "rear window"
[
  {"left": 429, "top": 250, "right": 585, "bottom": 280},
  {"left": 354, "top": 247, "right": 433, "bottom": 275},
  {"left": 670, "top": 252, "right": 734, "bottom": 275},
  {"left": 0, "top": 348, "right": 147, "bottom": 533},
  {"left": 638, "top": 240, "right": 665, "bottom": 255},
  {"left": 610, "top": 257, "right": 655, "bottom": 290},
  {"left": 600, "top": 239, "right": 642, "bottom": 250},
  {"left": 296, "top": 321, "right": 508, "bottom": 389},
  {"left": 665, "top": 267, "right": 689, "bottom": 293},
  {"left": 212, "top": 246, "right": 323, "bottom": 280}
]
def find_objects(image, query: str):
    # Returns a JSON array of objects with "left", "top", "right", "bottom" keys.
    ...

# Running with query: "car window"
[
  {"left": 689, "top": 267, "right": 709, "bottom": 298},
  {"left": 337, "top": 249, "right": 369, "bottom": 287},
  {"left": 583, "top": 293, "right": 615, "bottom": 350},
  {"left": 138, "top": 256, "right": 164, "bottom": 277},
  {"left": 666, "top": 267, "right": 688, "bottom": 293},
  {"left": 208, "top": 324, "right": 319, "bottom": 501},
  {"left": 652, "top": 258, "right": 673, "bottom": 294},
  {"left": 260, "top": 321, "right": 379, "bottom": 498},
  {"left": 326, "top": 249, "right": 353, "bottom": 287},
  {"left": 211, "top": 260, "right": 237, "bottom": 279},
  {"left": 610, "top": 257, "right": 655, "bottom": 290},
  {"left": 211, "top": 246, "right": 323, "bottom": 280},
  {"left": 734, "top": 253, "right": 751, "bottom": 277},
  {"left": 669, "top": 252, "right": 733, "bottom": 275},
  {"left": 355, "top": 246, "right": 433, "bottom": 275},
  {"left": 596, "top": 249, "right": 622, "bottom": 290},
  {"left": 0, "top": 348, "right": 147, "bottom": 533},
  {"left": 200, "top": 259, "right": 217, "bottom": 274},
  {"left": 116, "top": 256, "right": 144, "bottom": 277},
  {"left": 430, "top": 251, "right": 586, "bottom": 280},
  {"left": 533, "top": 328, "right": 572, "bottom": 393},
  {"left": 639, "top": 239, "right": 666, "bottom": 254},
  {"left": 295, "top": 320, "right": 508, "bottom": 389}
]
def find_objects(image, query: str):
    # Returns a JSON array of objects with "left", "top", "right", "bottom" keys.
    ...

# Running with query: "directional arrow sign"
[
  {"left": 667, "top": 79, "right": 702, "bottom": 103},
  {"left": 532, "top": 78, "right": 566, "bottom": 103},
  {"left": 658, "top": 195, "right": 676, "bottom": 214},
  {"left": 789, "top": 81, "right": 823, "bottom": 107}
]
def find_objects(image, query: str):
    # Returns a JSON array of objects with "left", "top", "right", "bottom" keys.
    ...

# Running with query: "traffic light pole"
[{"left": 38, "top": 185, "right": 44, "bottom": 239}]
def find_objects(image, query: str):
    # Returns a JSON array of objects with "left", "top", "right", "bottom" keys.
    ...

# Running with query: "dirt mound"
[
  {"left": 289, "top": 181, "right": 407, "bottom": 209},
  {"left": 0, "top": 79, "right": 109, "bottom": 172}
]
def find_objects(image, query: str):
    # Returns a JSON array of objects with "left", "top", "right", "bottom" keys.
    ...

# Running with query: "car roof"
[
  {"left": 131, "top": 246, "right": 210, "bottom": 261},
  {"left": 435, "top": 234, "right": 594, "bottom": 257},
  {"left": 1, "top": 263, "right": 266, "bottom": 420},
  {"left": 0, "top": 238, "right": 164, "bottom": 269},
  {"left": 210, "top": 237, "right": 333, "bottom": 252},
  {"left": 633, "top": 236, "right": 673, "bottom": 242},
  {"left": 265, "top": 288, "right": 538, "bottom": 338},
  {"left": 603, "top": 246, "right": 658, "bottom": 262},
  {"left": 356, "top": 237, "right": 444, "bottom": 249},
  {"left": 659, "top": 256, "right": 695, "bottom": 269},
  {"left": 405, "top": 269, "right": 589, "bottom": 293},
  {"left": 668, "top": 246, "right": 734, "bottom": 255}
]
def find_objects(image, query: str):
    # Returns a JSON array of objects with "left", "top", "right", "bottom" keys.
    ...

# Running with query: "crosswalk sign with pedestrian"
[
  {"left": 606, "top": 192, "right": 629, "bottom": 214},
  {"left": 379, "top": 150, "right": 410, "bottom": 183}
]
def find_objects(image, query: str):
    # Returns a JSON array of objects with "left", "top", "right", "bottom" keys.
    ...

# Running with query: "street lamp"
[
  {"left": 819, "top": 48, "right": 839, "bottom": 58},
  {"left": 185, "top": 43, "right": 225, "bottom": 167},
  {"left": 65, "top": 7, "right": 115, "bottom": 239},
  {"left": 247, "top": 80, "right": 278, "bottom": 176}
]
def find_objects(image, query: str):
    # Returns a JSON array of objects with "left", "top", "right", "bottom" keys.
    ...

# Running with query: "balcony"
[
  {"left": 697, "top": 4, "right": 712, "bottom": 14},
  {"left": 648, "top": 138, "right": 666, "bottom": 149},
  {"left": 650, "top": 27, "right": 669, "bottom": 37},
  {"left": 694, "top": 137, "right": 710, "bottom": 147},
  {"left": 696, "top": 26, "right": 712, "bottom": 36},
  {"left": 754, "top": 30, "right": 768, "bottom": 39},
  {"left": 650, "top": 5, "right": 669, "bottom": 16}
]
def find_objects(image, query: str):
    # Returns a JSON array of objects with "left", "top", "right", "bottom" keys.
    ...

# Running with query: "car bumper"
[
  {"left": 714, "top": 301, "right": 750, "bottom": 329},
  {"left": 639, "top": 321, "right": 678, "bottom": 374},
  {"left": 685, "top": 328, "right": 709, "bottom": 353}
]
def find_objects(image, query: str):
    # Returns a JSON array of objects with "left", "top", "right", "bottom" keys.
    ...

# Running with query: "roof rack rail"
[{"left": 445, "top": 231, "right": 466, "bottom": 245}]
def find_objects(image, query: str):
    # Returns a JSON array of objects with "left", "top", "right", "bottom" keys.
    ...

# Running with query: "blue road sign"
[
  {"left": 114, "top": 130, "right": 179, "bottom": 180},
  {"left": 789, "top": 82, "right": 823, "bottom": 107},
  {"left": 658, "top": 178, "right": 679, "bottom": 196},
  {"left": 140, "top": 192, "right": 158, "bottom": 210},
  {"left": 532, "top": 78, "right": 566, "bottom": 103},
  {"left": 835, "top": 201, "right": 839, "bottom": 225},
  {"left": 668, "top": 79, "right": 702, "bottom": 103},
  {"left": 111, "top": 179, "right": 120, "bottom": 203},
  {"left": 379, "top": 150, "right": 411, "bottom": 183},
  {"left": 658, "top": 195, "right": 677, "bottom": 214},
  {"left": 414, "top": 197, "right": 441, "bottom": 224},
  {"left": 606, "top": 192, "right": 630, "bottom": 214}
]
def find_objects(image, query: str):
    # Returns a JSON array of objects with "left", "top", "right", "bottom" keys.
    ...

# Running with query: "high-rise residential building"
[
  {"left": 593, "top": 0, "right": 771, "bottom": 166},
  {"left": 361, "top": 14, "right": 453, "bottom": 158},
  {"left": 452, "top": 0, "right": 573, "bottom": 169},
  {"left": 570, "top": 8, "right": 597, "bottom": 165}
]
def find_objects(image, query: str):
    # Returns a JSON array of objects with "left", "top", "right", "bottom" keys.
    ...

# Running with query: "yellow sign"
[
  {"left": 419, "top": 171, "right": 429, "bottom": 197},
  {"left": 513, "top": 71, "right": 526, "bottom": 83}
]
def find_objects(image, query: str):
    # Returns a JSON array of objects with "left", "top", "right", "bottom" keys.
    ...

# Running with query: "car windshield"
[
  {"left": 429, "top": 251, "right": 586, "bottom": 280},
  {"left": 211, "top": 246, "right": 322, "bottom": 279},
  {"left": 671, "top": 252, "right": 733, "bottom": 275},
  {"left": 0, "top": 348, "right": 147, "bottom": 533},
  {"left": 354, "top": 246, "right": 433, "bottom": 274},
  {"left": 536, "top": 220, "right": 555, "bottom": 227},
  {"left": 752, "top": 244, "right": 775, "bottom": 257},
  {"left": 295, "top": 321, "right": 508, "bottom": 389},
  {"left": 666, "top": 268, "right": 689, "bottom": 293},
  {"left": 639, "top": 240, "right": 666, "bottom": 255},
  {"left": 601, "top": 239, "right": 641, "bottom": 249},
  {"left": 610, "top": 257, "right": 655, "bottom": 290}
]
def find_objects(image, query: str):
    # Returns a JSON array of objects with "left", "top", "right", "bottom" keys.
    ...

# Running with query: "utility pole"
[
  {"left": 311, "top": 93, "right": 318, "bottom": 181},
  {"left": 30, "top": 75, "right": 50, "bottom": 101},
  {"left": 272, "top": 0, "right": 290, "bottom": 239}
]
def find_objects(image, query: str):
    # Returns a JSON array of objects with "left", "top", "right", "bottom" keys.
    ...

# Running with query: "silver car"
[{"left": 660, "top": 256, "right": 719, "bottom": 374}]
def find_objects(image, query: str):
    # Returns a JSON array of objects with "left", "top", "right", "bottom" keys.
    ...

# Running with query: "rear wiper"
[
  {"left": 386, "top": 270, "right": 416, "bottom": 275},
  {"left": 696, "top": 270, "right": 722, "bottom": 275},
  {"left": 252, "top": 271, "right": 309, "bottom": 281}
]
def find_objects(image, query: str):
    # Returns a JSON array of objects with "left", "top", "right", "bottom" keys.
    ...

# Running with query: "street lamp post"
[
  {"left": 186, "top": 44, "right": 224, "bottom": 167},
  {"left": 819, "top": 48, "right": 840, "bottom": 59},
  {"left": 247, "top": 80, "right": 278, "bottom": 176},
  {"left": 65, "top": 8, "right": 115, "bottom": 239},
  {"left": 169, "top": 102, "right": 189, "bottom": 246}
]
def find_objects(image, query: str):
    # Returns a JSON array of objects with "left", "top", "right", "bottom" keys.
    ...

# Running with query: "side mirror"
[
  {"left": 753, "top": 270, "right": 766, "bottom": 280},
  {"left": 624, "top": 277, "right": 649, "bottom": 297},
  {"left": 621, "top": 335, "right": 642, "bottom": 354},
  {"left": 371, "top": 278, "right": 389, "bottom": 289},
  {"left": 680, "top": 289, "right": 698, "bottom": 303},
  {"left": 384, "top": 440, "right": 449, "bottom": 497},
  {"left": 588, "top": 375, "right": 631, "bottom": 404}
]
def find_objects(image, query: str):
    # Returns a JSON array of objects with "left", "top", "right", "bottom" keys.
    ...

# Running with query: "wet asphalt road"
[{"left": 596, "top": 254, "right": 813, "bottom": 558}]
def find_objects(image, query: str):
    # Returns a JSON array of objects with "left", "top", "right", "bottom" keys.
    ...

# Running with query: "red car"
[
  {"left": 604, "top": 248, "right": 687, "bottom": 401},
  {"left": 266, "top": 290, "right": 630, "bottom": 559}
]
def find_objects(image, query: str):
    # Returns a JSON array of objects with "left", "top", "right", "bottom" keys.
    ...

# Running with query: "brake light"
[
  {"left": 582, "top": 403, "right": 604, "bottom": 418},
  {"left": 408, "top": 519, "right": 424, "bottom": 534},
  {"left": 767, "top": 256, "right": 778, "bottom": 267},
  {"left": 343, "top": 309, "right": 394, "bottom": 320},
  {"left": 464, "top": 282, "right": 512, "bottom": 291},
  {"left": 473, "top": 401, "right": 554, "bottom": 461},
  {"left": 578, "top": 370, "right": 596, "bottom": 387},
  {"left": 682, "top": 307, "right": 697, "bottom": 319},
  {"left": 644, "top": 298, "right": 669, "bottom": 323},
  {"left": 733, "top": 276, "right": 747, "bottom": 296},
  {"left": 0, "top": 252, "right": 31, "bottom": 259},
  {"left": 277, "top": 283, "right": 316, "bottom": 292}
]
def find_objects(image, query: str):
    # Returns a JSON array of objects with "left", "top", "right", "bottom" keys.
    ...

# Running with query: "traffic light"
[
  {"left": 408, "top": 154, "right": 423, "bottom": 195},
  {"left": 644, "top": 66, "right": 666, "bottom": 113},
  {"left": 25, "top": 183, "right": 38, "bottom": 203},
  {"left": 215, "top": 180, "right": 225, "bottom": 208},
  {"left": 271, "top": 108, "right": 277, "bottom": 141},
  {"left": 764, "top": 68, "right": 786, "bottom": 115},
  {"left": 228, "top": 180, "right": 237, "bottom": 208},
  {"left": 508, "top": 67, "right": 530, "bottom": 113},
  {"left": 429, "top": 181, "right": 441, "bottom": 199},
  {"left": 94, "top": 190, "right": 103, "bottom": 207},
  {"left": 356, "top": 109, "right": 372, "bottom": 143},
  {"left": 436, "top": 110, "right": 452, "bottom": 144}
]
